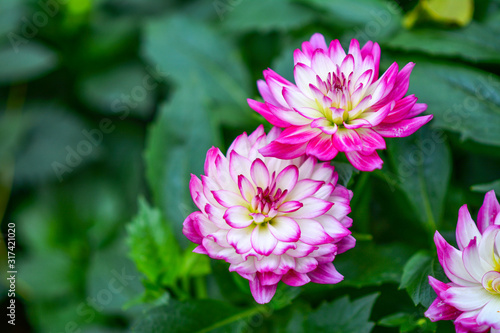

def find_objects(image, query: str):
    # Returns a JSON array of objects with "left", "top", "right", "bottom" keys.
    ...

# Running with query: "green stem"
[
  {"left": 418, "top": 168, "right": 437, "bottom": 246},
  {"left": 194, "top": 276, "right": 207, "bottom": 299},
  {"left": 196, "top": 305, "right": 267, "bottom": 333},
  {"left": 350, "top": 172, "right": 370, "bottom": 209},
  {"left": 181, "top": 275, "right": 191, "bottom": 297}
]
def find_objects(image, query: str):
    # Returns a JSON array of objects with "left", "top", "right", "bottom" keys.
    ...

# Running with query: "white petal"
[
  {"left": 275, "top": 165, "right": 299, "bottom": 192},
  {"left": 443, "top": 286, "right": 493, "bottom": 311},
  {"left": 477, "top": 297, "right": 500, "bottom": 329},
  {"left": 250, "top": 158, "right": 270, "bottom": 189},
  {"left": 287, "top": 197, "right": 333, "bottom": 219},
  {"left": 268, "top": 216, "right": 301, "bottom": 242},
  {"left": 227, "top": 226, "right": 254, "bottom": 254},
  {"left": 456, "top": 205, "right": 481, "bottom": 250},
  {"left": 286, "top": 179, "right": 324, "bottom": 201},
  {"left": 223, "top": 206, "right": 254, "bottom": 228},
  {"left": 295, "top": 218, "right": 334, "bottom": 245},
  {"left": 479, "top": 226, "right": 500, "bottom": 267},
  {"left": 251, "top": 224, "right": 278, "bottom": 256},
  {"left": 462, "top": 239, "right": 494, "bottom": 282}
]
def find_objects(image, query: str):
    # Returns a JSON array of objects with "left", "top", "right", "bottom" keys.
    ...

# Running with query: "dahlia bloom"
[
  {"left": 183, "top": 125, "right": 354, "bottom": 304},
  {"left": 248, "top": 33, "right": 432, "bottom": 171},
  {"left": 425, "top": 190, "right": 500, "bottom": 332}
]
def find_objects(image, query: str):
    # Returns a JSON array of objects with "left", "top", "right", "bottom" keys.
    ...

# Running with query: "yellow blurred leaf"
[
  {"left": 423, "top": 0, "right": 474, "bottom": 25},
  {"left": 403, "top": 0, "right": 474, "bottom": 28}
]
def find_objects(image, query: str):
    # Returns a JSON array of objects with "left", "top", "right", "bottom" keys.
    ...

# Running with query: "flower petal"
[
  {"left": 278, "top": 201, "right": 303, "bottom": 213},
  {"left": 443, "top": 285, "right": 493, "bottom": 312},
  {"left": 275, "top": 164, "right": 299, "bottom": 191},
  {"left": 294, "top": 63, "right": 318, "bottom": 97},
  {"left": 478, "top": 225, "right": 500, "bottom": 266},
  {"left": 266, "top": 102, "right": 311, "bottom": 126},
  {"left": 456, "top": 204, "right": 482, "bottom": 251},
  {"left": 287, "top": 179, "right": 325, "bottom": 201},
  {"left": 425, "top": 296, "right": 461, "bottom": 322},
  {"left": 307, "top": 263, "right": 344, "bottom": 284},
  {"left": 328, "top": 39, "right": 346, "bottom": 66},
  {"left": 288, "top": 197, "right": 334, "bottom": 219},
  {"left": 227, "top": 226, "right": 254, "bottom": 254},
  {"left": 223, "top": 206, "right": 253, "bottom": 228},
  {"left": 462, "top": 238, "right": 494, "bottom": 282},
  {"left": 315, "top": 214, "right": 351, "bottom": 239},
  {"left": 311, "top": 49, "right": 336, "bottom": 82},
  {"left": 275, "top": 125, "right": 321, "bottom": 144},
  {"left": 238, "top": 175, "right": 256, "bottom": 202},
  {"left": 294, "top": 256, "right": 319, "bottom": 273},
  {"left": 477, "top": 190, "right": 500, "bottom": 233},
  {"left": 357, "top": 101, "right": 393, "bottom": 126},
  {"left": 282, "top": 86, "right": 323, "bottom": 119},
  {"left": 183, "top": 212, "right": 204, "bottom": 244},
  {"left": 295, "top": 218, "right": 334, "bottom": 245},
  {"left": 259, "top": 140, "right": 308, "bottom": 159},
  {"left": 251, "top": 224, "right": 278, "bottom": 256},
  {"left": 356, "top": 128, "right": 386, "bottom": 154},
  {"left": 250, "top": 158, "right": 270, "bottom": 189},
  {"left": 332, "top": 128, "right": 363, "bottom": 152},
  {"left": 345, "top": 150, "right": 383, "bottom": 171},
  {"left": 374, "top": 115, "right": 433, "bottom": 138},
  {"left": 247, "top": 98, "right": 291, "bottom": 127},
  {"left": 269, "top": 216, "right": 301, "bottom": 242},
  {"left": 282, "top": 270, "right": 311, "bottom": 286},
  {"left": 255, "top": 255, "right": 281, "bottom": 274},
  {"left": 213, "top": 189, "right": 248, "bottom": 208},
  {"left": 249, "top": 278, "right": 277, "bottom": 304},
  {"left": 477, "top": 296, "right": 500, "bottom": 329},
  {"left": 257, "top": 79, "right": 281, "bottom": 106},
  {"left": 434, "top": 232, "right": 476, "bottom": 286},
  {"left": 306, "top": 134, "right": 338, "bottom": 160}
]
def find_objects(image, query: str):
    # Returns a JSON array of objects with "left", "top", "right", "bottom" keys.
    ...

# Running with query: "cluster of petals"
[
  {"left": 425, "top": 190, "right": 500, "bottom": 332},
  {"left": 248, "top": 33, "right": 432, "bottom": 171},
  {"left": 183, "top": 125, "right": 355, "bottom": 304}
]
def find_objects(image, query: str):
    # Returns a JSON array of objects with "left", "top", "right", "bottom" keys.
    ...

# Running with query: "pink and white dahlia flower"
[
  {"left": 183, "top": 125, "right": 354, "bottom": 304},
  {"left": 425, "top": 190, "right": 500, "bottom": 332},
  {"left": 248, "top": 33, "right": 432, "bottom": 171}
]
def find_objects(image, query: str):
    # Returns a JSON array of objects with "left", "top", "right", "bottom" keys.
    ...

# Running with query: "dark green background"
[{"left": 1, "top": 0, "right": 500, "bottom": 332}]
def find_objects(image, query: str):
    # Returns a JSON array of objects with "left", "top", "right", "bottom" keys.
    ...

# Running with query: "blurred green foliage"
[{"left": 1, "top": 0, "right": 500, "bottom": 332}]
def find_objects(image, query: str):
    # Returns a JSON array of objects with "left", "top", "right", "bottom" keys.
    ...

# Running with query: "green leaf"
[
  {"left": 334, "top": 242, "right": 413, "bottom": 287},
  {"left": 379, "top": 312, "right": 437, "bottom": 332},
  {"left": 400, "top": 251, "right": 446, "bottom": 307},
  {"left": 385, "top": 127, "right": 451, "bottom": 231},
  {"left": 78, "top": 62, "right": 157, "bottom": 119},
  {"left": 0, "top": 0, "right": 24, "bottom": 36},
  {"left": 131, "top": 299, "right": 264, "bottom": 333},
  {"left": 385, "top": 23, "right": 500, "bottom": 63},
  {"left": 305, "top": 293, "right": 379, "bottom": 333},
  {"left": 332, "top": 161, "right": 358, "bottom": 187},
  {"left": 144, "top": 82, "right": 219, "bottom": 245},
  {"left": 403, "top": 59, "right": 500, "bottom": 147},
  {"left": 87, "top": 235, "right": 145, "bottom": 313},
  {"left": 14, "top": 105, "right": 89, "bottom": 185},
  {"left": 0, "top": 112, "right": 27, "bottom": 162},
  {"left": 142, "top": 15, "right": 249, "bottom": 107},
  {"left": 126, "top": 198, "right": 181, "bottom": 285},
  {"left": 269, "top": 284, "right": 301, "bottom": 310},
  {"left": 179, "top": 244, "right": 211, "bottom": 278},
  {"left": 0, "top": 42, "right": 57, "bottom": 84},
  {"left": 18, "top": 250, "right": 74, "bottom": 300},
  {"left": 221, "top": 0, "right": 315, "bottom": 33},
  {"left": 300, "top": 0, "right": 402, "bottom": 42},
  {"left": 471, "top": 179, "right": 500, "bottom": 194}
]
